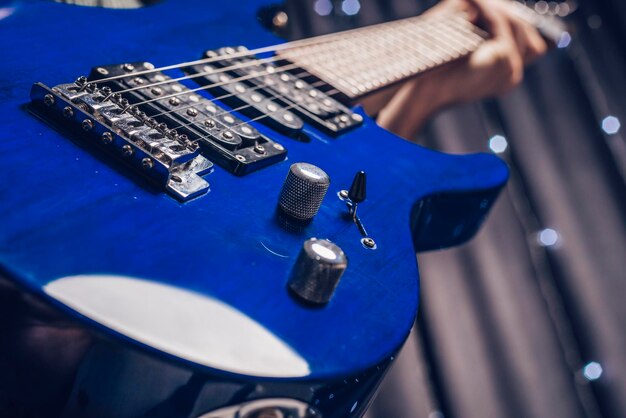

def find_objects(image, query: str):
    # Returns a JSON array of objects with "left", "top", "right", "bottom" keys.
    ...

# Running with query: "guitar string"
[
  {"left": 111, "top": 55, "right": 295, "bottom": 96},
  {"left": 88, "top": 13, "right": 481, "bottom": 146},
  {"left": 123, "top": 62, "right": 305, "bottom": 108},
  {"left": 149, "top": 76, "right": 330, "bottom": 128},
  {"left": 170, "top": 18, "right": 481, "bottom": 142},
  {"left": 146, "top": 69, "right": 329, "bottom": 119},
  {"left": 109, "top": 13, "right": 474, "bottom": 111},
  {"left": 90, "top": 10, "right": 448, "bottom": 85},
  {"left": 161, "top": 77, "right": 330, "bottom": 136},
  {"left": 95, "top": 11, "right": 467, "bottom": 100},
  {"left": 109, "top": 16, "right": 478, "bottom": 141}
]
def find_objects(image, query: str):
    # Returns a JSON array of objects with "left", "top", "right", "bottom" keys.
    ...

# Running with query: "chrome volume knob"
[
  {"left": 278, "top": 163, "right": 330, "bottom": 222},
  {"left": 288, "top": 238, "right": 347, "bottom": 305}
]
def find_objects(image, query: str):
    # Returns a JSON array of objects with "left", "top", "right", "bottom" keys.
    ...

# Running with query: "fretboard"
[{"left": 278, "top": 12, "right": 487, "bottom": 100}]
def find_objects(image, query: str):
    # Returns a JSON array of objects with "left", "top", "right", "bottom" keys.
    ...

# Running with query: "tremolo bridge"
[{"left": 30, "top": 80, "right": 212, "bottom": 201}]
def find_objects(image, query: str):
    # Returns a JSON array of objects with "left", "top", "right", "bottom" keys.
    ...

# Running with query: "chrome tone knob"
[
  {"left": 278, "top": 163, "right": 330, "bottom": 222},
  {"left": 288, "top": 238, "right": 347, "bottom": 305}
]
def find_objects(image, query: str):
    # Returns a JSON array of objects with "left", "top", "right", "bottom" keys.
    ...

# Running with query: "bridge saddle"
[{"left": 30, "top": 80, "right": 212, "bottom": 201}]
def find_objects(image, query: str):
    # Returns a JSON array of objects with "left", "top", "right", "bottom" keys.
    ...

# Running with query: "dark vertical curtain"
[{"left": 280, "top": 1, "right": 626, "bottom": 417}]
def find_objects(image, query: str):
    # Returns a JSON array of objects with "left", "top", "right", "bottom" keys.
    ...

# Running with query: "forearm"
[{"left": 376, "top": 67, "right": 455, "bottom": 138}]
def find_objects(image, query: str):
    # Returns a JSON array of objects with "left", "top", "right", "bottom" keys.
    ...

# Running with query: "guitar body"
[{"left": 0, "top": 1, "right": 508, "bottom": 417}]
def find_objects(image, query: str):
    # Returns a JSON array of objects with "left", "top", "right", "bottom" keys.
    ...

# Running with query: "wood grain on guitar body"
[{"left": 0, "top": 0, "right": 567, "bottom": 417}]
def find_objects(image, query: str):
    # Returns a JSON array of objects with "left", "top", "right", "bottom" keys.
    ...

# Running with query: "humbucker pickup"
[
  {"left": 186, "top": 47, "right": 363, "bottom": 136},
  {"left": 89, "top": 62, "right": 287, "bottom": 176},
  {"left": 29, "top": 81, "right": 212, "bottom": 201},
  {"left": 184, "top": 58, "right": 305, "bottom": 139}
]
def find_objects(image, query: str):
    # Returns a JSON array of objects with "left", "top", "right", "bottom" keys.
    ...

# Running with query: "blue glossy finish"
[{"left": 0, "top": 0, "right": 507, "bottom": 392}]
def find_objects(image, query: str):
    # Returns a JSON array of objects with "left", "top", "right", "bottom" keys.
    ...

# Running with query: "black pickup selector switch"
[
  {"left": 186, "top": 47, "right": 363, "bottom": 136},
  {"left": 89, "top": 62, "right": 287, "bottom": 175}
]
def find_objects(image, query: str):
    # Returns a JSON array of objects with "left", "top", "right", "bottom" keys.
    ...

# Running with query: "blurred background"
[{"left": 260, "top": 1, "right": 626, "bottom": 417}]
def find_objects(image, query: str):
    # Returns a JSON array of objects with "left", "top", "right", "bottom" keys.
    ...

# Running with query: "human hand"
[{"left": 375, "top": 0, "right": 548, "bottom": 138}]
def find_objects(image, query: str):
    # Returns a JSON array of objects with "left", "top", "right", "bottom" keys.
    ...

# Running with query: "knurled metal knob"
[
  {"left": 278, "top": 163, "right": 330, "bottom": 222},
  {"left": 288, "top": 238, "right": 347, "bottom": 304}
]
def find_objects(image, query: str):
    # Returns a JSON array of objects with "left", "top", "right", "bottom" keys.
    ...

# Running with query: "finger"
[
  {"left": 491, "top": 0, "right": 549, "bottom": 63},
  {"left": 521, "top": 25, "right": 548, "bottom": 63},
  {"left": 469, "top": 0, "right": 524, "bottom": 84}
]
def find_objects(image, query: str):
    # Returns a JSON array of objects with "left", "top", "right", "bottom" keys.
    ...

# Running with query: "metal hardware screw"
[
  {"left": 186, "top": 108, "right": 198, "bottom": 117},
  {"left": 362, "top": 237, "right": 376, "bottom": 249},
  {"left": 101, "top": 132, "right": 113, "bottom": 144},
  {"left": 141, "top": 158, "right": 154, "bottom": 170},
  {"left": 339, "top": 189, "right": 349, "bottom": 199},
  {"left": 235, "top": 154, "right": 246, "bottom": 162},
  {"left": 169, "top": 97, "right": 180, "bottom": 106},
  {"left": 143, "top": 62, "right": 155, "bottom": 70},
  {"left": 122, "top": 63, "right": 135, "bottom": 72},
  {"left": 63, "top": 106, "right": 74, "bottom": 118},
  {"left": 96, "top": 67, "right": 109, "bottom": 75},
  {"left": 273, "top": 143, "right": 284, "bottom": 151},
  {"left": 75, "top": 76, "right": 88, "bottom": 87},
  {"left": 122, "top": 145, "right": 133, "bottom": 157},
  {"left": 204, "top": 119, "right": 216, "bottom": 128},
  {"left": 44, "top": 94, "right": 55, "bottom": 107},
  {"left": 223, "top": 131, "right": 234, "bottom": 139},
  {"left": 82, "top": 119, "right": 94, "bottom": 131},
  {"left": 253, "top": 143, "right": 265, "bottom": 154}
]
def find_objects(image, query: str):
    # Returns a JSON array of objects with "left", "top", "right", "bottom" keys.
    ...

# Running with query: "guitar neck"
[
  {"left": 279, "top": 1, "right": 569, "bottom": 102},
  {"left": 279, "top": 11, "right": 488, "bottom": 101}
]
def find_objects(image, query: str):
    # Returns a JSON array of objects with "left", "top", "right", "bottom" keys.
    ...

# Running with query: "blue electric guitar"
[{"left": 0, "top": 1, "right": 567, "bottom": 417}]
